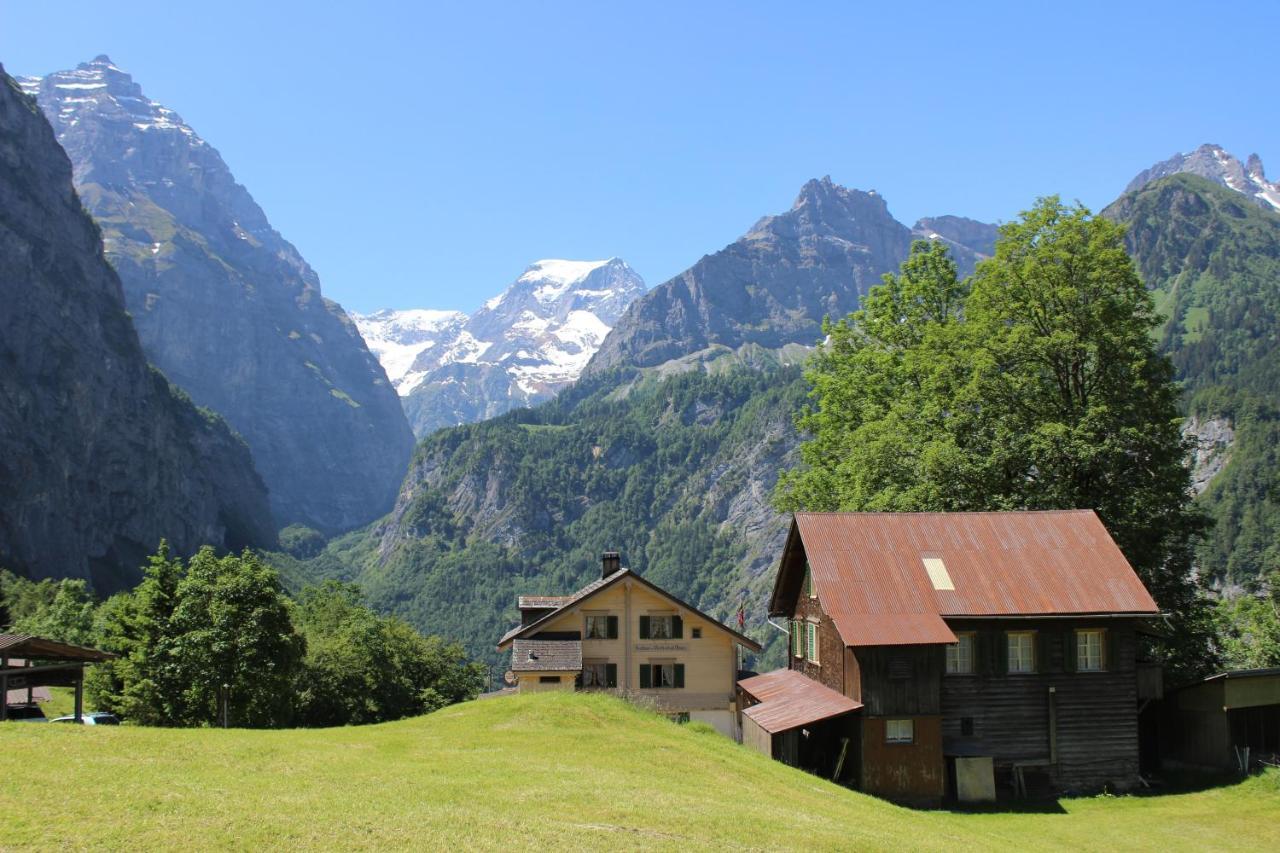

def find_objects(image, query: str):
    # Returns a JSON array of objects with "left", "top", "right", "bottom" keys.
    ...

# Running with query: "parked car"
[
  {"left": 51, "top": 712, "right": 120, "bottom": 725},
  {"left": 3, "top": 703, "right": 47, "bottom": 722}
]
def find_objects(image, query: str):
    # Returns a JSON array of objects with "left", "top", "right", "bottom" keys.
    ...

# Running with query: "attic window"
[{"left": 922, "top": 557, "right": 954, "bottom": 591}]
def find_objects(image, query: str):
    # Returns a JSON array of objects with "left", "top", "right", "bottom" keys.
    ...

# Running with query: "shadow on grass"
[{"left": 931, "top": 766, "right": 1258, "bottom": 816}]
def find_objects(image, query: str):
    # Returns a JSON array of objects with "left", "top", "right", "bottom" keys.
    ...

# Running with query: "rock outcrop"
[
  {"left": 20, "top": 57, "right": 415, "bottom": 533},
  {"left": 0, "top": 67, "right": 273, "bottom": 592}
]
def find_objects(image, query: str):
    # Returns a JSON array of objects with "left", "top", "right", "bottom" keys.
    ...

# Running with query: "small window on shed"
[
  {"left": 538, "top": 676, "right": 560, "bottom": 684},
  {"left": 885, "top": 719, "right": 914, "bottom": 744}
]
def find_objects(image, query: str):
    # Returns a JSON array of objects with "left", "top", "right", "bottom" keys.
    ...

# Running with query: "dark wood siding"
[
  {"left": 861, "top": 715, "right": 945, "bottom": 802},
  {"left": 940, "top": 618, "right": 1141, "bottom": 791},
  {"left": 854, "top": 646, "right": 943, "bottom": 716}
]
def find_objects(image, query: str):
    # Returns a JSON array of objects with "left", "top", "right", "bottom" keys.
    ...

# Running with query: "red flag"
[{"left": 737, "top": 607, "right": 745, "bottom": 630}]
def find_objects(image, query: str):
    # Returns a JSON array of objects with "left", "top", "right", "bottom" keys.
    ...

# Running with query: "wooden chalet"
[
  {"left": 497, "top": 553, "right": 762, "bottom": 737},
  {"left": 742, "top": 510, "right": 1162, "bottom": 803}
]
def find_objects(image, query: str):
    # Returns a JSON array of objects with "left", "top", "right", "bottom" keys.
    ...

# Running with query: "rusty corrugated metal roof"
[
  {"left": 739, "top": 669, "right": 861, "bottom": 734},
  {"left": 778, "top": 511, "right": 1158, "bottom": 647}
]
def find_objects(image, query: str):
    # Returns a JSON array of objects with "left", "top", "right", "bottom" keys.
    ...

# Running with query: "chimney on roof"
[{"left": 602, "top": 551, "right": 621, "bottom": 579}]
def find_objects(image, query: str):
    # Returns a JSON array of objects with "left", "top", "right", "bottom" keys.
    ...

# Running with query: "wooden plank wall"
[{"left": 940, "top": 619, "right": 1141, "bottom": 791}]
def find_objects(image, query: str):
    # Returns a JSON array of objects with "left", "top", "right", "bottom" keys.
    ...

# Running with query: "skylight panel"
[{"left": 922, "top": 557, "right": 954, "bottom": 591}]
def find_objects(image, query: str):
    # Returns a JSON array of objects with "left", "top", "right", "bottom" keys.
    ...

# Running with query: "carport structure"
[{"left": 0, "top": 634, "right": 116, "bottom": 722}]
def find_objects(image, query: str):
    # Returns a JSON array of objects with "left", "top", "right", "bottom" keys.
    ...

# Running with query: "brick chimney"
[{"left": 602, "top": 551, "right": 621, "bottom": 579}]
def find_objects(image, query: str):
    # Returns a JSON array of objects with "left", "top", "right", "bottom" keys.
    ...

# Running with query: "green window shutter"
[
  {"left": 639, "top": 615, "right": 650, "bottom": 640},
  {"left": 607, "top": 615, "right": 619, "bottom": 639},
  {"left": 639, "top": 664, "right": 652, "bottom": 689},
  {"left": 674, "top": 664, "right": 685, "bottom": 688},
  {"left": 672, "top": 615, "right": 683, "bottom": 639},
  {"left": 1065, "top": 631, "right": 1078, "bottom": 673},
  {"left": 791, "top": 621, "right": 801, "bottom": 658},
  {"left": 605, "top": 663, "right": 617, "bottom": 688}
]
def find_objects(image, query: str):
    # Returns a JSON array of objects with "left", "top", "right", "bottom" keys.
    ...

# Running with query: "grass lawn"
[{"left": 2, "top": 692, "right": 1276, "bottom": 850}]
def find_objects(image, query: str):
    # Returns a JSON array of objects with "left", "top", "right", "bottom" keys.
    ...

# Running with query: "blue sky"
[{"left": 3, "top": 1, "right": 1277, "bottom": 313}]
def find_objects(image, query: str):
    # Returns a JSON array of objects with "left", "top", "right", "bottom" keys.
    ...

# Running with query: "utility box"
[{"left": 955, "top": 756, "right": 996, "bottom": 803}]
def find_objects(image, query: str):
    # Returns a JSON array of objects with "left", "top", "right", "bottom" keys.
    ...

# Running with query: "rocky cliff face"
[
  {"left": 1126, "top": 144, "right": 1280, "bottom": 211},
  {"left": 356, "top": 258, "right": 646, "bottom": 437},
  {"left": 586, "top": 177, "right": 916, "bottom": 374},
  {"left": 912, "top": 215, "right": 999, "bottom": 273},
  {"left": 0, "top": 68, "right": 273, "bottom": 592},
  {"left": 20, "top": 57, "right": 415, "bottom": 533}
]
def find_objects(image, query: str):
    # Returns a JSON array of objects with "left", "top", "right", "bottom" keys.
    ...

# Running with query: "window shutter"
[
  {"left": 639, "top": 664, "right": 652, "bottom": 689},
  {"left": 674, "top": 664, "right": 685, "bottom": 688},
  {"left": 1065, "top": 631, "right": 1078, "bottom": 672},
  {"left": 607, "top": 615, "right": 619, "bottom": 640},
  {"left": 1038, "top": 631, "right": 1052, "bottom": 673},
  {"left": 639, "top": 615, "right": 650, "bottom": 639},
  {"left": 997, "top": 633, "right": 1009, "bottom": 674},
  {"left": 605, "top": 663, "right": 617, "bottom": 688},
  {"left": 672, "top": 615, "right": 683, "bottom": 639},
  {"left": 1105, "top": 629, "right": 1117, "bottom": 672}
]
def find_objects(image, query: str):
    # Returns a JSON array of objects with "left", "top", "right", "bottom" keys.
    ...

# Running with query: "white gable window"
[
  {"left": 946, "top": 632, "right": 974, "bottom": 674},
  {"left": 1077, "top": 629, "right": 1105, "bottom": 672},
  {"left": 1007, "top": 631, "right": 1036, "bottom": 674}
]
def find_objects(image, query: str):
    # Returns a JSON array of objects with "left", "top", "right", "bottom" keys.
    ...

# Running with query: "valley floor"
[{"left": 2, "top": 692, "right": 1277, "bottom": 851}]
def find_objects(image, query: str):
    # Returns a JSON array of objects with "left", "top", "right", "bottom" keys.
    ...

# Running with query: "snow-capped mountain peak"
[
  {"left": 1127, "top": 143, "right": 1280, "bottom": 211},
  {"left": 354, "top": 259, "right": 646, "bottom": 435}
]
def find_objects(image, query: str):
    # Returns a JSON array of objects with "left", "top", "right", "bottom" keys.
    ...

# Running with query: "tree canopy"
[{"left": 777, "top": 199, "right": 1215, "bottom": 679}]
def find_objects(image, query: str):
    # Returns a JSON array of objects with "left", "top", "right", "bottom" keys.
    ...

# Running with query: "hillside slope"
[
  {"left": 2, "top": 692, "right": 1276, "bottom": 850},
  {"left": 1105, "top": 174, "right": 1280, "bottom": 582},
  {"left": 0, "top": 68, "right": 273, "bottom": 591},
  {"left": 21, "top": 57, "right": 414, "bottom": 533}
]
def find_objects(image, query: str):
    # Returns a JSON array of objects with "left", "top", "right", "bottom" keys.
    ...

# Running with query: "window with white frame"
[
  {"left": 1077, "top": 629, "right": 1105, "bottom": 671},
  {"left": 806, "top": 621, "right": 820, "bottom": 664},
  {"left": 885, "top": 719, "right": 914, "bottom": 744},
  {"left": 946, "top": 632, "right": 974, "bottom": 674},
  {"left": 1007, "top": 631, "right": 1036, "bottom": 673},
  {"left": 648, "top": 615, "right": 674, "bottom": 639}
]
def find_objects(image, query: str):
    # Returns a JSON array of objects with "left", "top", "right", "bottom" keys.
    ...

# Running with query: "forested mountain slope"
[
  {"left": 288, "top": 178, "right": 999, "bottom": 665},
  {"left": 1106, "top": 173, "right": 1280, "bottom": 582},
  {"left": 0, "top": 68, "right": 272, "bottom": 592}
]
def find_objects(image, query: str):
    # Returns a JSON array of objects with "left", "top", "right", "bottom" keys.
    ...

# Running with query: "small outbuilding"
[
  {"left": 0, "top": 634, "right": 116, "bottom": 722},
  {"left": 1161, "top": 668, "right": 1280, "bottom": 771}
]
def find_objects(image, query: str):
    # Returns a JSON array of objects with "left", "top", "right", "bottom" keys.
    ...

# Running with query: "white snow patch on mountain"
[
  {"left": 355, "top": 259, "right": 646, "bottom": 434},
  {"left": 1128, "top": 144, "right": 1280, "bottom": 212}
]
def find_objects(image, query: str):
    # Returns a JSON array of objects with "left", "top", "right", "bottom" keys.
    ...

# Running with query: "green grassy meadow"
[{"left": 2, "top": 692, "right": 1277, "bottom": 851}]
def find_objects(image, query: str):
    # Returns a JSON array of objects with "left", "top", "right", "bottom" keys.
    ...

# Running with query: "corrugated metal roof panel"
[
  {"left": 0, "top": 634, "right": 116, "bottom": 661},
  {"left": 792, "top": 511, "right": 1158, "bottom": 646},
  {"left": 739, "top": 669, "right": 862, "bottom": 734}
]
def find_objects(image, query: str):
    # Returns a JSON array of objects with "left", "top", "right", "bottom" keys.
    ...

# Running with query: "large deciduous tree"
[{"left": 777, "top": 199, "right": 1215, "bottom": 679}]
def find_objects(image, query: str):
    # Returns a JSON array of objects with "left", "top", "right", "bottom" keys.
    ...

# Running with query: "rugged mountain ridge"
[
  {"left": 356, "top": 258, "right": 645, "bottom": 437},
  {"left": 1125, "top": 144, "right": 1280, "bottom": 212},
  {"left": 20, "top": 57, "right": 415, "bottom": 533},
  {"left": 0, "top": 67, "right": 273, "bottom": 592},
  {"left": 299, "top": 178, "right": 983, "bottom": 664},
  {"left": 586, "top": 177, "right": 917, "bottom": 374},
  {"left": 1105, "top": 172, "right": 1280, "bottom": 583}
]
